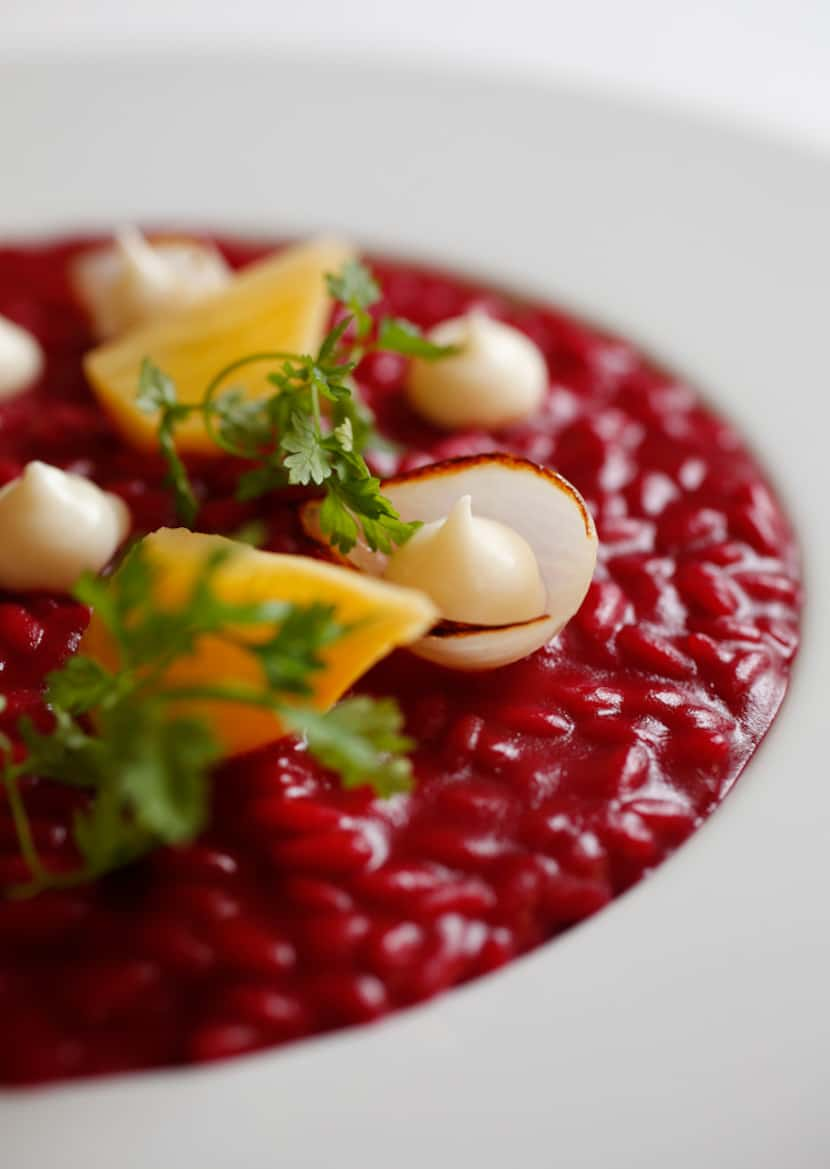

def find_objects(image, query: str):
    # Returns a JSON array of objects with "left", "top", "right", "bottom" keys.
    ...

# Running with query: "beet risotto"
[{"left": 0, "top": 234, "right": 801, "bottom": 1086}]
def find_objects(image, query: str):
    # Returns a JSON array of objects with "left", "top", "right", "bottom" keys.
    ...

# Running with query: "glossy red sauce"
[{"left": 0, "top": 236, "right": 801, "bottom": 1085}]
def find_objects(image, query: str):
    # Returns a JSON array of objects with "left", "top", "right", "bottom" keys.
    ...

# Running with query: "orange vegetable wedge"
[
  {"left": 83, "top": 238, "right": 354, "bottom": 454},
  {"left": 81, "top": 529, "right": 437, "bottom": 757}
]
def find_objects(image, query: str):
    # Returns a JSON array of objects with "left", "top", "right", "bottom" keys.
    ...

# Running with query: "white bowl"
[{"left": 1, "top": 52, "right": 828, "bottom": 1169}]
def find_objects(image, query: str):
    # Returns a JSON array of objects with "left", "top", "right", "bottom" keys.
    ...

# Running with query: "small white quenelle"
[
  {"left": 384, "top": 494, "right": 546, "bottom": 626},
  {"left": 0, "top": 462, "right": 131, "bottom": 593},
  {"left": 0, "top": 314, "right": 44, "bottom": 401},
  {"left": 406, "top": 312, "right": 547, "bottom": 430},
  {"left": 72, "top": 227, "right": 231, "bottom": 339}
]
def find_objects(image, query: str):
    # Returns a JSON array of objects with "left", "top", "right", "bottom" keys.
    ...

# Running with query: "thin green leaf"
[
  {"left": 316, "top": 315, "right": 354, "bottom": 366},
  {"left": 45, "top": 656, "right": 113, "bottom": 716},
  {"left": 281, "top": 412, "right": 332, "bottom": 486},
  {"left": 251, "top": 603, "right": 344, "bottom": 695},
  {"left": 326, "top": 260, "right": 381, "bottom": 312},
  {"left": 377, "top": 317, "right": 459, "bottom": 359},
  {"left": 288, "top": 697, "right": 414, "bottom": 798},
  {"left": 136, "top": 359, "right": 178, "bottom": 413},
  {"left": 326, "top": 260, "right": 381, "bottom": 339}
]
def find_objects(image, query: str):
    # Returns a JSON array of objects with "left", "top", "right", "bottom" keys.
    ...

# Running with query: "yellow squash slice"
[
  {"left": 83, "top": 238, "right": 354, "bottom": 454},
  {"left": 81, "top": 529, "right": 437, "bottom": 757}
]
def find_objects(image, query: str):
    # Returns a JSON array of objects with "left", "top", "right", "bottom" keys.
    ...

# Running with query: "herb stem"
[
  {"left": 1, "top": 762, "right": 48, "bottom": 886},
  {"left": 7, "top": 864, "right": 95, "bottom": 901},
  {"left": 310, "top": 380, "right": 323, "bottom": 436},
  {"left": 201, "top": 351, "right": 299, "bottom": 457}
]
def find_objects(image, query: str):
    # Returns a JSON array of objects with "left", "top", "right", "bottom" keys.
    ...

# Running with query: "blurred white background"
[{"left": 2, "top": 0, "right": 829, "bottom": 149}]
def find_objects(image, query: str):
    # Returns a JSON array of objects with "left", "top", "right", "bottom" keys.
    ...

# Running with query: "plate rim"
[{"left": 0, "top": 51, "right": 827, "bottom": 1169}]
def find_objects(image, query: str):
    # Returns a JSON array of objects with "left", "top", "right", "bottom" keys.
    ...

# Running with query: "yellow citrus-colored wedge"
[
  {"left": 81, "top": 529, "right": 437, "bottom": 757},
  {"left": 83, "top": 237, "right": 354, "bottom": 454}
]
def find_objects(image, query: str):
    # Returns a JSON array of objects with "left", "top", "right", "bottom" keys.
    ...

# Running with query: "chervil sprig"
[
  {"left": 0, "top": 540, "right": 414, "bottom": 898},
  {"left": 137, "top": 259, "right": 455, "bottom": 552},
  {"left": 326, "top": 257, "right": 381, "bottom": 340}
]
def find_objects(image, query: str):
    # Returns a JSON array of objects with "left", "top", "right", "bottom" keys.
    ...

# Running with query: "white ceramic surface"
[
  {"left": 0, "top": 54, "right": 828, "bottom": 1169},
  {"left": 3, "top": 0, "right": 830, "bottom": 150}
]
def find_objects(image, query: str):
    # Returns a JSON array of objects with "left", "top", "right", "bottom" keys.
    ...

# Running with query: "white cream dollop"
[
  {"left": 383, "top": 494, "right": 546, "bottom": 626},
  {"left": 406, "top": 312, "right": 547, "bottom": 430},
  {"left": 0, "top": 462, "right": 131, "bottom": 593},
  {"left": 73, "top": 228, "right": 231, "bottom": 339},
  {"left": 0, "top": 315, "right": 44, "bottom": 401}
]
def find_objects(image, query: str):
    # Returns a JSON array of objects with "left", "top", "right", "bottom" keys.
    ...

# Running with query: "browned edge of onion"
[
  {"left": 374, "top": 452, "right": 594, "bottom": 539},
  {"left": 427, "top": 612, "right": 553, "bottom": 641}
]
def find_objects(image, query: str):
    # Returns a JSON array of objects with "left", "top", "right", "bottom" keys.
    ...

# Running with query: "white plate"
[{"left": 1, "top": 53, "right": 828, "bottom": 1169}]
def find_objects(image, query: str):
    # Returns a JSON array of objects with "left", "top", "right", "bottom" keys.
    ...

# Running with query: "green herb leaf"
[
  {"left": 251, "top": 602, "right": 345, "bottom": 695},
  {"left": 326, "top": 260, "right": 381, "bottom": 338},
  {"left": 110, "top": 707, "right": 216, "bottom": 844},
  {"left": 281, "top": 411, "right": 332, "bottom": 487},
  {"left": 136, "top": 358, "right": 178, "bottom": 413},
  {"left": 288, "top": 697, "right": 414, "bottom": 798},
  {"left": 18, "top": 714, "right": 98, "bottom": 791},
  {"left": 45, "top": 656, "right": 113, "bottom": 716},
  {"left": 318, "top": 489, "right": 359, "bottom": 552},
  {"left": 210, "top": 388, "right": 272, "bottom": 456},
  {"left": 333, "top": 418, "right": 354, "bottom": 452},
  {"left": 326, "top": 259, "right": 381, "bottom": 312},
  {"left": 326, "top": 453, "right": 421, "bottom": 554},
  {"left": 316, "top": 316, "right": 354, "bottom": 366},
  {"left": 377, "top": 317, "right": 458, "bottom": 359}
]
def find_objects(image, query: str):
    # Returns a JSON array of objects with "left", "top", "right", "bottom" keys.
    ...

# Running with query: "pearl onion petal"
[
  {"left": 302, "top": 454, "right": 597, "bottom": 671},
  {"left": 415, "top": 613, "right": 560, "bottom": 670}
]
